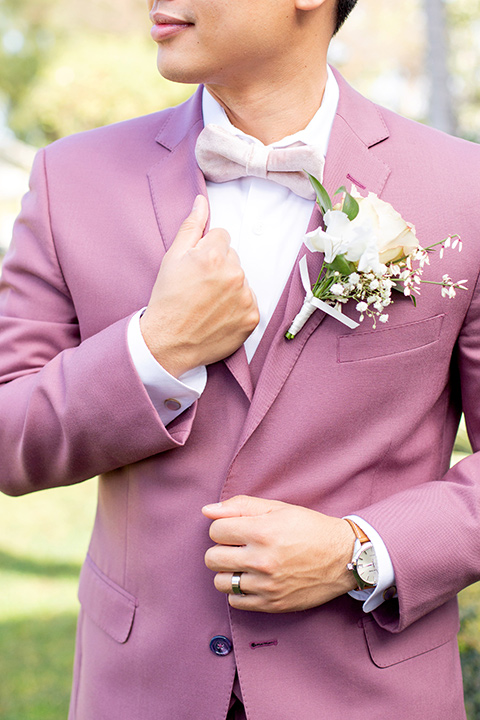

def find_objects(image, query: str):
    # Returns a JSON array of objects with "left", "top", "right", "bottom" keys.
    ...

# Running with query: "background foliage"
[
  {"left": 1, "top": 0, "right": 480, "bottom": 717},
  {"left": 1, "top": 0, "right": 480, "bottom": 145},
  {"left": 0, "top": 0, "right": 194, "bottom": 145}
]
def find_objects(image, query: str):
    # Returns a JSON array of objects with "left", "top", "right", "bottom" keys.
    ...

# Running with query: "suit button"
[
  {"left": 209, "top": 635, "right": 233, "bottom": 656},
  {"left": 164, "top": 398, "right": 182, "bottom": 411}
]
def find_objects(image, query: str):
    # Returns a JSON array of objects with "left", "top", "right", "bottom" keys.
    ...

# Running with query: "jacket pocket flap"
[
  {"left": 78, "top": 554, "right": 137, "bottom": 644},
  {"left": 363, "top": 599, "right": 460, "bottom": 668},
  {"left": 337, "top": 314, "right": 445, "bottom": 363}
]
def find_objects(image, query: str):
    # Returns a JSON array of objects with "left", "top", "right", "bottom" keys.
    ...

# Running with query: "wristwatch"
[{"left": 345, "top": 518, "right": 379, "bottom": 590}]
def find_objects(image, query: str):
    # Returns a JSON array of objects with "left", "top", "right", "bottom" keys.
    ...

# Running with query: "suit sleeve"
[
  {"left": 0, "top": 149, "right": 197, "bottom": 497},
  {"left": 354, "top": 266, "right": 480, "bottom": 632}
]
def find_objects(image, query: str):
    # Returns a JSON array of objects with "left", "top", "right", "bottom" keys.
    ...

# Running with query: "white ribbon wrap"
[{"left": 286, "top": 256, "right": 359, "bottom": 337}]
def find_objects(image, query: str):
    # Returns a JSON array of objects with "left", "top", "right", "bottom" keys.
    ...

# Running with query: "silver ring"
[{"left": 231, "top": 572, "right": 244, "bottom": 595}]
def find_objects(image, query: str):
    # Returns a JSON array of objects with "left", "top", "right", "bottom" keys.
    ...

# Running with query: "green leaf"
[
  {"left": 335, "top": 186, "right": 359, "bottom": 222},
  {"left": 327, "top": 254, "right": 355, "bottom": 275},
  {"left": 307, "top": 172, "right": 332, "bottom": 215}
]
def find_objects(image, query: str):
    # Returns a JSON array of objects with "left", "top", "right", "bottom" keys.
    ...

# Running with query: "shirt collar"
[{"left": 201, "top": 65, "right": 339, "bottom": 157}]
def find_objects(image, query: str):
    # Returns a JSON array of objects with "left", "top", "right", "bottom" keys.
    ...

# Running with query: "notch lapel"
[{"left": 148, "top": 88, "right": 206, "bottom": 253}]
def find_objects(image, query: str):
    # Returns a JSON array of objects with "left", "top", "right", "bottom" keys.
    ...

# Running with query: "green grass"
[
  {"left": 0, "top": 614, "right": 79, "bottom": 720},
  {"left": 0, "top": 480, "right": 97, "bottom": 719},
  {"left": 0, "top": 428, "right": 479, "bottom": 718}
]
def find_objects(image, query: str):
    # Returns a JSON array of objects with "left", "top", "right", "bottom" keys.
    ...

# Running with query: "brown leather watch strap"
[{"left": 345, "top": 518, "right": 370, "bottom": 544}]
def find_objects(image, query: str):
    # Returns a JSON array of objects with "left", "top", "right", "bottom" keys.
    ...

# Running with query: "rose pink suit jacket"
[{"left": 1, "top": 71, "right": 480, "bottom": 719}]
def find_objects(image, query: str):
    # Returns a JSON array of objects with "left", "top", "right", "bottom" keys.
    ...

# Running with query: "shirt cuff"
[
  {"left": 127, "top": 309, "right": 207, "bottom": 425},
  {"left": 343, "top": 514, "right": 397, "bottom": 613}
]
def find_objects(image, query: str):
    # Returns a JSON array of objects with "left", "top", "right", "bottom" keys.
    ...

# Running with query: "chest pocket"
[{"left": 337, "top": 313, "right": 445, "bottom": 363}]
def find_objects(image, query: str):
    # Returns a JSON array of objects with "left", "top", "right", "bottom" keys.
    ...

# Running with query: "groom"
[{"left": 1, "top": 0, "right": 480, "bottom": 718}]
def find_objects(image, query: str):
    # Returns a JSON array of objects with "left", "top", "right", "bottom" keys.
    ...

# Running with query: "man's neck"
[{"left": 204, "top": 65, "right": 329, "bottom": 145}]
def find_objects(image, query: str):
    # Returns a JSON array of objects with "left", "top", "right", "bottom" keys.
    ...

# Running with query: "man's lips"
[{"left": 150, "top": 13, "right": 193, "bottom": 41}]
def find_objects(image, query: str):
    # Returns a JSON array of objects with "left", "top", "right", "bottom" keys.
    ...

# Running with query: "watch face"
[{"left": 357, "top": 544, "right": 379, "bottom": 586}]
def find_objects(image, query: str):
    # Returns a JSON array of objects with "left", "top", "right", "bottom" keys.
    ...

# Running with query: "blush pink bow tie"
[{"left": 195, "top": 124, "right": 325, "bottom": 200}]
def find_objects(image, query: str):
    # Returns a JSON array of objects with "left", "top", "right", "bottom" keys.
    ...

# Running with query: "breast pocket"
[
  {"left": 337, "top": 313, "right": 445, "bottom": 363},
  {"left": 78, "top": 553, "right": 137, "bottom": 644}
]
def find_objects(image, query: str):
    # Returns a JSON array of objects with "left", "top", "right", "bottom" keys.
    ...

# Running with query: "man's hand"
[
  {"left": 140, "top": 195, "right": 259, "bottom": 378},
  {"left": 202, "top": 495, "right": 357, "bottom": 613}
]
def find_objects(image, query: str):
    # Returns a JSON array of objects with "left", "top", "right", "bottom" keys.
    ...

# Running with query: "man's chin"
[{"left": 156, "top": 57, "right": 204, "bottom": 86}]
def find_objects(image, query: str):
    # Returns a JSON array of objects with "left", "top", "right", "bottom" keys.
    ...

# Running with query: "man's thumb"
[
  {"left": 171, "top": 194, "right": 209, "bottom": 254},
  {"left": 202, "top": 495, "right": 284, "bottom": 519}
]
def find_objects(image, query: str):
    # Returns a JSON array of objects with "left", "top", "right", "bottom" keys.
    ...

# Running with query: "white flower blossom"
[
  {"left": 330, "top": 283, "right": 344, "bottom": 296},
  {"left": 304, "top": 210, "right": 351, "bottom": 262}
]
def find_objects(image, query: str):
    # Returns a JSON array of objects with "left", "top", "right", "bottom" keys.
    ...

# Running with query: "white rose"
[{"left": 351, "top": 190, "right": 419, "bottom": 263}]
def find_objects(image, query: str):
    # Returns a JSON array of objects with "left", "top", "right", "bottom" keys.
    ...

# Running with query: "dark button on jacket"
[{"left": 209, "top": 635, "right": 233, "bottom": 656}]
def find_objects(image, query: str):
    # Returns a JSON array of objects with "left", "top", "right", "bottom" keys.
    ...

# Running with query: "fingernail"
[
  {"left": 202, "top": 502, "right": 223, "bottom": 512},
  {"left": 192, "top": 195, "right": 202, "bottom": 212}
]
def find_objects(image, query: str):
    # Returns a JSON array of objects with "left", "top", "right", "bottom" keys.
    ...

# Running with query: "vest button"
[{"left": 209, "top": 635, "right": 233, "bottom": 656}]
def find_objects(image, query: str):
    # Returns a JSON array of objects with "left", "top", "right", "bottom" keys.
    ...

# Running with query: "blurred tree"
[
  {"left": 447, "top": 0, "right": 480, "bottom": 141},
  {"left": 0, "top": 0, "right": 194, "bottom": 146},
  {"left": 424, "top": 0, "right": 456, "bottom": 133},
  {"left": 8, "top": 33, "right": 195, "bottom": 145},
  {"left": 0, "top": 0, "right": 58, "bottom": 124}
]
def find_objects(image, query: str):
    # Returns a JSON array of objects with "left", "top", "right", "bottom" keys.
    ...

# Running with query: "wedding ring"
[{"left": 231, "top": 572, "right": 244, "bottom": 596}]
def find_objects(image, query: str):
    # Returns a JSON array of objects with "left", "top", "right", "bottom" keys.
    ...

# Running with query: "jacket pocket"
[
  {"left": 78, "top": 553, "right": 137, "bottom": 644},
  {"left": 363, "top": 599, "right": 460, "bottom": 668},
  {"left": 337, "top": 313, "right": 445, "bottom": 363}
]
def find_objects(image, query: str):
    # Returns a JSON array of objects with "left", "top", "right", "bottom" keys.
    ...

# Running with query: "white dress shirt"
[{"left": 127, "top": 67, "right": 395, "bottom": 612}]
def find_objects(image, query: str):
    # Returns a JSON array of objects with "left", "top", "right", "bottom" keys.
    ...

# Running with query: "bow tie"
[{"left": 195, "top": 124, "right": 325, "bottom": 200}]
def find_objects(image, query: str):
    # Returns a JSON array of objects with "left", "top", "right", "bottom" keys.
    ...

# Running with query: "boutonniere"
[{"left": 286, "top": 175, "right": 467, "bottom": 339}]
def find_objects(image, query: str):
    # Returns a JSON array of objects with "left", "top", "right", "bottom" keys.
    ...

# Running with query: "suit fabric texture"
[{"left": 1, "top": 70, "right": 480, "bottom": 719}]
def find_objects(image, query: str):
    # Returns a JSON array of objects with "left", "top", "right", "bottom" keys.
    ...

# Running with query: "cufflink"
[{"left": 164, "top": 398, "right": 182, "bottom": 411}]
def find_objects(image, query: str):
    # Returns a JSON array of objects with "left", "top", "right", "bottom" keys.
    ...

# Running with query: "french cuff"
[
  {"left": 343, "top": 514, "right": 397, "bottom": 613},
  {"left": 127, "top": 309, "right": 207, "bottom": 425}
]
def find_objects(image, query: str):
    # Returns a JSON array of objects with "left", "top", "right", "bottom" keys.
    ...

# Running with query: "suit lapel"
[
  {"left": 148, "top": 87, "right": 206, "bottom": 252},
  {"left": 232, "top": 72, "right": 393, "bottom": 454},
  {"left": 323, "top": 69, "right": 391, "bottom": 199},
  {"left": 147, "top": 87, "right": 253, "bottom": 400}
]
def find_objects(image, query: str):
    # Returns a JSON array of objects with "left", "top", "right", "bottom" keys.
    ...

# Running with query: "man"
[{"left": 1, "top": 0, "right": 479, "bottom": 717}]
